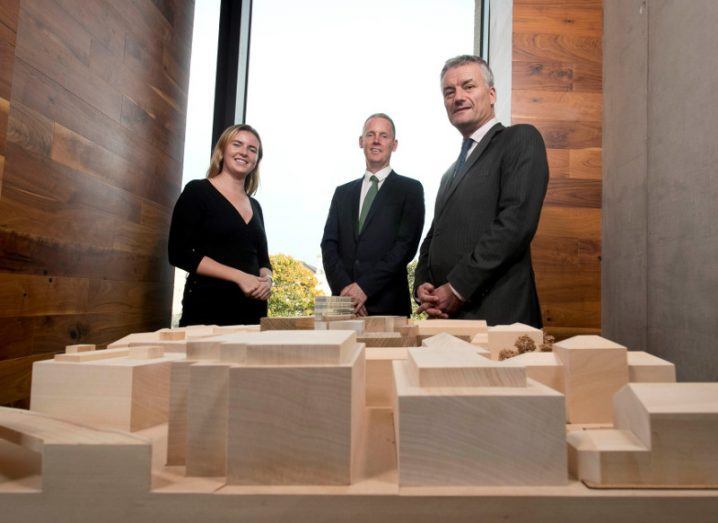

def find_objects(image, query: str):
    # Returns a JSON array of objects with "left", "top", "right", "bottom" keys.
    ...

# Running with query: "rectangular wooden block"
[
  {"left": 393, "top": 360, "right": 566, "bottom": 486},
  {"left": 128, "top": 345, "right": 164, "bottom": 359},
  {"left": 505, "top": 351, "right": 565, "bottom": 393},
  {"left": 365, "top": 347, "right": 408, "bottom": 408},
  {"left": 31, "top": 357, "right": 173, "bottom": 432},
  {"left": 328, "top": 319, "right": 365, "bottom": 334},
  {"left": 226, "top": 344, "right": 365, "bottom": 485},
  {"left": 64, "top": 344, "right": 95, "bottom": 354},
  {"left": 414, "top": 319, "right": 488, "bottom": 338},
  {"left": 357, "top": 332, "right": 403, "bottom": 347},
  {"left": 260, "top": 316, "right": 315, "bottom": 331},
  {"left": 364, "top": 316, "right": 407, "bottom": 333},
  {"left": 422, "top": 332, "right": 491, "bottom": 356},
  {"left": 166, "top": 360, "right": 192, "bottom": 466},
  {"left": 487, "top": 323, "right": 544, "bottom": 360},
  {"left": 554, "top": 335, "right": 629, "bottom": 424},
  {"left": 627, "top": 351, "right": 676, "bottom": 383},
  {"left": 158, "top": 329, "right": 186, "bottom": 341},
  {"left": 54, "top": 347, "right": 129, "bottom": 362},
  {"left": 186, "top": 362, "right": 229, "bottom": 477}
]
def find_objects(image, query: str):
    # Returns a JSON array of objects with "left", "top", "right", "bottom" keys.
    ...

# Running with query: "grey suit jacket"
[{"left": 414, "top": 123, "right": 549, "bottom": 327}]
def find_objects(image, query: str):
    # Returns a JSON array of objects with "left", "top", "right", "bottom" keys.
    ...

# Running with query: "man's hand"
[
  {"left": 416, "top": 282, "right": 446, "bottom": 318},
  {"left": 340, "top": 282, "right": 367, "bottom": 313},
  {"left": 432, "top": 283, "right": 463, "bottom": 316}
]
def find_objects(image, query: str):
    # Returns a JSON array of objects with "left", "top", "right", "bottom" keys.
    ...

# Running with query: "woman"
[{"left": 168, "top": 124, "right": 272, "bottom": 326}]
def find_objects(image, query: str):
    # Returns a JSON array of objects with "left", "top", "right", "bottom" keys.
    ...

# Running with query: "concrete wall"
[{"left": 603, "top": 0, "right": 718, "bottom": 381}]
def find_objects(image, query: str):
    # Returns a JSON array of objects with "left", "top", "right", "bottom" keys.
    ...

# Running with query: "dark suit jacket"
[
  {"left": 414, "top": 123, "right": 548, "bottom": 327},
  {"left": 321, "top": 171, "right": 425, "bottom": 316}
]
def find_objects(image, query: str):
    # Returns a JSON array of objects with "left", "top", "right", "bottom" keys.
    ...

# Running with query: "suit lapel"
[
  {"left": 358, "top": 171, "right": 395, "bottom": 236},
  {"left": 436, "top": 123, "right": 504, "bottom": 220}
]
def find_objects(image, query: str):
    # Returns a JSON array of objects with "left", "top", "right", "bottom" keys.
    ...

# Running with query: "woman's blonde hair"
[{"left": 206, "top": 124, "right": 263, "bottom": 196}]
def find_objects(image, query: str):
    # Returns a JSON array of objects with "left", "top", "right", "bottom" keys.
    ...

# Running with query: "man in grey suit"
[{"left": 414, "top": 55, "right": 548, "bottom": 327}]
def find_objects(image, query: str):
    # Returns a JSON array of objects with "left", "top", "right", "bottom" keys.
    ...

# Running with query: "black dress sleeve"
[
  {"left": 252, "top": 198, "right": 272, "bottom": 271},
  {"left": 168, "top": 180, "right": 206, "bottom": 273}
]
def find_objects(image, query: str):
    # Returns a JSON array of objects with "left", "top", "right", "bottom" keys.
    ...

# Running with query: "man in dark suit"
[
  {"left": 415, "top": 56, "right": 548, "bottom": 327},
  {"left": 321, "top": 113, "right": 424, "bottom": 316}
]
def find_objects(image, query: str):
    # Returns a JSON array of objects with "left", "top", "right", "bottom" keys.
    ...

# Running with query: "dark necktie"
[
  {"left": 357, "top": 175, "right": 379, "bottom": 233},
  {"left": 452, "top": 137, "right": 474, "bottom": 180}
]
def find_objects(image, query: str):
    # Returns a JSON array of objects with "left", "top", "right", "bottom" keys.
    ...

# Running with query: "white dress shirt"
[{"left": 359, "top": 165, "right": 392, "bottom": 210}]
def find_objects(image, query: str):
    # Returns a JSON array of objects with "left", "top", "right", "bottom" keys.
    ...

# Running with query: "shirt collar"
[
  {"left": 363, "top": 165, "right": 392, "bottom": 182},
  {"left": 468, "top": 117, "right": 499, "bottom": 145}
]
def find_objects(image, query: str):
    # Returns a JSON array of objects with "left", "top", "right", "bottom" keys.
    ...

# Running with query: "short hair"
[
  {"left": 363, "top": 113, "right": 396, "bottom": 138},
  {"left": 440, "top": 55, "right": 494, "bottom": 87},
  {"left": 206, "top": 124, "right": 263, "bottom": 196}
]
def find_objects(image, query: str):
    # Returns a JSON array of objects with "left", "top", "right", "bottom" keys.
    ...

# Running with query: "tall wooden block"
[
  {"left": 505, "top": 351, "right": 565, "bottom": 393},
  {"left": 553, "top": 335, "right": 629, "bottom": 423},
  {"left": 393, "top": 356, "right": 566, "bottom": 486},
  {"left": 568, "top": 383, "right": 718, "bottom": 487},
  {"left": 186, "top": 362, "right": 229, "bottom": 477},
  {"left": 30, "top": 355, "right": 177, "bottom": 432},
  {"left": 226, "top": 333, "right": 365, "bottom": 485},
  {"left": 487, "top": 323, "right": 544, "bottom": 360}
]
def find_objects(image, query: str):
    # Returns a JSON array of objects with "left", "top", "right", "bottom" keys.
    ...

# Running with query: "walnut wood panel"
[
  {"left": 0, "top": 0, "right": 194, "bottom": 404},
  {"left": 513, "top": 0, "right": 603, "bottom": 340}
]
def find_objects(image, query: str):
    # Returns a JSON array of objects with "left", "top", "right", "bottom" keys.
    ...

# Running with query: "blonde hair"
[{"left": 206, "top": 124, "right": 263, "bottom": 196}]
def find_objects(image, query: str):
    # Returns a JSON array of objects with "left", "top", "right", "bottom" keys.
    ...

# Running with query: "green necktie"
[{"left": 357, "top": 175, "right": 379, "bottom": 233}]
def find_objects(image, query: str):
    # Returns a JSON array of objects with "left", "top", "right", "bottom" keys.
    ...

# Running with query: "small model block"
[
  {"left": 568, "top": 383, "right": 718, "bottom": 487},
  {"left": 225, "top": 331, "right": 365, "bottom": 485},
  {"left": 54, "top": 347, "right": 130, "bottom": 362},
  {"left": 357, "top": 332, "right": 403, "bottom": 347},
  {"left": 31, "top": 354, "right": 176, "bottom": 432},
  {"left": 158, "top": 329, "right": 186, "bottom": 341},
  {"left": 487, "top": 323, "right": 544, "bottom": 360},
  {"left": 260, "top": 316, "right": 315, "bottom": 331},
  {"left": 128, "top": 345, "right": 164, "bottom": 359},
  {"left": 627, "top": 351, "right": 676, "bottom": 382},
  {"left": 64, "top": 344, "right": 95, "bottom": 354},
  {"left": 393, "top": 357, "right": 566, "bottom": 486},
  {"left": 364, "top": 316, "right": 407, "bottom": 333},
  {"left": 414, "top": 319, "right": 488, "bottom": 340},
  {"left": 504, "top": 351, "right": 565, "bottom": 393},
  {"left": 471, "top": 332, "right": 489, "bottom": 346},
  {"left": 397, "top": 324, "right": 419, "bottom": 346},
  {"left": 553, "top": 335, "right": 629, "bottom": 423},
  {"left": 186, "top": 362, "right": 229, "bottom": 477},
  {"left": 0, "top": 407, "right": 150, "bottom": 493},
  {"left": 328, "top": 319, "right": 365, "bottom": 333},
  {"left": 422, "top": 332, "right": 491, "bottom": 357}
]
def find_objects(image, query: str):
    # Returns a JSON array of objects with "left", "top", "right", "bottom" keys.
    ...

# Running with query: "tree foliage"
[
  {"left": 268, "top": 254, "right": 324, "bottom": 316},
  {"left": 407, "top": 259, "right": 427, "bottom": 320}
]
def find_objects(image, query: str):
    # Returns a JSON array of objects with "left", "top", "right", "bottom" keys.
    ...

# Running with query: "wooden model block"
[
  {"left": 422, "top": 332, "right": 491, "bottom": 357},
  {"left": 568, "top": 383, "right": 718, "bottom": 487},
  {"left": 365, "top": 346, "right": 408, "bottom": 407},
  {"left": 166, "top": 360, "right": 192, "bottom": 466},
  {"left": 397, "top": 324, "right": 419, "bottom": 346},
  {"left": 260, "top": 316, "right": 315, "bottom": 331},
  {"left": 357, "top": 332, "right": 404, "bottom": 347},
  {"left": 408, "top": 343, "right": 526, "bottom": 388},
  {"left": 364, "top": 316, "right": 407, "bottom": 333},
  {"left": 64, "top": 344, "right": 95, "bottom": 354},
  {"left": 158, "top": 329, "right": 186, "bottom": 341},
  {"left": 31, "top": 355, "right": 176, "bottom": 432},
  {"left": 553, "top": 335, "right": 629, "bottom": 423},
  {"left": 218, "top": 330, "right": 358, "bottom": 365},
  {"left": 414, "top": 319, "right": 488, "bottom": 340},
  {"left": 54, "top": 347, "right": 129, "bottom": 362},
  {"left": 0, "top": 407, "right": 150, "bottom": 493},
  {"left": 471, "top": 332, "right": 489, "bottom": 346},
  {"left": 504, "top": 351, "right": 565, "bottom": 393},
  {"left": 627, "top": 351, "right": 676, "bottom": 382},
  {"left": 328, "top": 319, "right": 365, "bottom": 333},
  {"left": 186, "top": 362, "right": 229, "bottom": 477},
  {"left": 487, "top": 323, "right": 544, "bottom": 360},
  {"left": 393, "top": 358, "right": 566, "bottom": 486},
  {"left": 226, "top": 331, "right": 365, "bottom": 485},
  {"left": 317, "top": 314, "right": 355, "bottom": 322},
  {"left": 128, "top": 345, "right": 164, "bottom": 359}
]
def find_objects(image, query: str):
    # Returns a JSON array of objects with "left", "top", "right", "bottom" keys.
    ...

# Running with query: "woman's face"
[{"left": 222, "top": 130, "right": 260, "bottom": 177}]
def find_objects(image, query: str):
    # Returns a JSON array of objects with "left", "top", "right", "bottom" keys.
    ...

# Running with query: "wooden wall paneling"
[
  {"left": 512, "top": 0, "right": 603, "bottom": 340},
  {"left": 0, "top": 0, "right": 194, "bottom": 405}
]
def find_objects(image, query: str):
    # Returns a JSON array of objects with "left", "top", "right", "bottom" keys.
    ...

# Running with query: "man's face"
[
  {"left": 359, "top": 117, "right": 397, "bottom": 172},
  {"left": 441, "top": 63, "right": 496, "bottom": 136}
]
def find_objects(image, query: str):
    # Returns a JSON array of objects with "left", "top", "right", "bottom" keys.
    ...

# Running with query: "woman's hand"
[
  {"left": 250, "top": 275, "right": 272, "bottom": 301},
  {"left": 235, "top": 272, "right": 260, "bottom": 297}
]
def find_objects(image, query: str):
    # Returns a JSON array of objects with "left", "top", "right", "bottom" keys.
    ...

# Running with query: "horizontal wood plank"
[
  {"left": 545, "top": 177, "right": 601, "bottom": 208},
  {"left": 516, "top": 117, "right": 601, "bottom": 149},
  {"left": 0, "top": 273, "right": 90, "bottom": 318},
  {"left": 512, "top": 90, "right": 602, "bottom": 122},
  {"left": 0, "top": 353, "right": 53, "bottom": 405},
  {"left": 513, "top": 32, "right": 602, "bottom": 65},
  {"left": 512, "top": 5, "right": 603, "bottom": 38}
]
